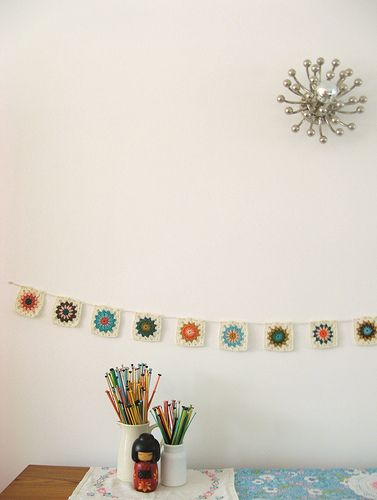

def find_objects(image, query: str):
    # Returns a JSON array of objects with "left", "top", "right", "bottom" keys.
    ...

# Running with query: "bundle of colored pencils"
[
  {"left": 105, "top": 363, "right": 161, "bottom": 425},
  {"left": 151, "top": 401, "right": 196, "bottom": 445}
]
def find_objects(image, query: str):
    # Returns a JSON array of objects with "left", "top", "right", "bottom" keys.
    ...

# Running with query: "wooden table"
[{"left": 0, "top": 465, "right": 89, "bottom": 499}]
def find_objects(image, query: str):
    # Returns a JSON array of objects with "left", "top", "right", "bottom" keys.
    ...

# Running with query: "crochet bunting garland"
[{"left": 11, "top": 284, "right": 377, "bottom": 351}]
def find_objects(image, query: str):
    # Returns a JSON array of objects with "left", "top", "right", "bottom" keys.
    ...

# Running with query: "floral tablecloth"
[
  {"left": 69, "top": 467, "right": 377, "bottom": 499},
  {"left": 234, "top": 468, "right": 377, "bottom": 499},
  {"left": 69, "top": 467, "right": 238, "bottom": 499}
]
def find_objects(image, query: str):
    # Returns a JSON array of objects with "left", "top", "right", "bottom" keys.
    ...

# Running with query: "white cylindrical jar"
[{"left": 160, "top": 443, "right": 187, "bottom": 487}]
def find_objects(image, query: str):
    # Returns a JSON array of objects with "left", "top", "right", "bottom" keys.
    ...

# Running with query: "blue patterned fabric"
[{"left": 235, "top": 468, "right": 377, "bottom": 499}]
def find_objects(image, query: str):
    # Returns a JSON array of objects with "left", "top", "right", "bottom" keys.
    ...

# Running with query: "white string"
[{"left": 7, "top": 280, "right": 358, "bottom": 327}]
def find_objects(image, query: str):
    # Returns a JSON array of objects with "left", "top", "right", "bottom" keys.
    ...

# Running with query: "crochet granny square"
[
  {"left": 92, "top": 306, "right": 121, "bottom": 337},
  {"left": 310, "top": 321, "right": 338, "bottom": 349},
  {"left": 265, "top": 323, "right": 294, "bottom": 351},
  {"left": 133, "top": 313, "right": 161, "bottom": 342},
  {"left": 176, "top": 318, "right": 205, "bottom": 347},
  {"left": 219, "top": 322, "right": 248, "bottom": 351},
  {"left": 52, "top": 297, "right": 82, "bottom": 328},
  {"left": 354, "top": 317, "right": 377, "bottom": 346},
  {"left": 15, "top": 286, "right": 45, "bottom": 318}
]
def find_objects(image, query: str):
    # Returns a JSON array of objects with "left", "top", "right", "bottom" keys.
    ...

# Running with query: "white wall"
[{"left": 1, "top": 0, "right": 377, "bottom": 490}]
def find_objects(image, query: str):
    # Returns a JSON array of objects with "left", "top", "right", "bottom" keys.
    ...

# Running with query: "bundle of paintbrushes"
[
  {"left": 151, "top": 401, "right": 196, "bottom": 445},
  {"left": 105, "top": 363, "right": 161, "bottom": 425}
]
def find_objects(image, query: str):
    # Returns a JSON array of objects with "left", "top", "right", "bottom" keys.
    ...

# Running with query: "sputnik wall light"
[{"left": 277, "top": 58, "right": 367, "bottom": 143}]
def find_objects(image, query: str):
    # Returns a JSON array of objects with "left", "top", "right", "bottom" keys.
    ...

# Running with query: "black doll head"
[{"left": 132, "top": 433, "right": 160, "bottom": 463}]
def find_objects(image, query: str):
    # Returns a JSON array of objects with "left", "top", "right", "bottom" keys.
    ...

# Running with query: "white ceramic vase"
[
  {"left": 161, "top": 443, "right": 187, "bottom": 487},
  {"left": 117, "top": 422, "right": 157, "bottom": 482}
]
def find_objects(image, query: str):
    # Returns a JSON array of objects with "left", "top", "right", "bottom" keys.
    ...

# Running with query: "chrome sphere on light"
[
  {"left": 277, "top": 57, "right": 367, "bottom": 143},
  {"left": 317, "top": 80, "right": 338, "bottom": 101}
]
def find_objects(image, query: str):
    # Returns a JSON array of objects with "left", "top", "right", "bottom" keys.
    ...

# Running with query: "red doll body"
[
  {"left": 132, "top": 433, "right": 160, "bottom": 493},
  {"left": 133, "top": 461, "right": 158, "bottom": 492}
]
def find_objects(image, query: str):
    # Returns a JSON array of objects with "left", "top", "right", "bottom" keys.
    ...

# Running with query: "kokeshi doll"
[{"left": 132, "top": 433, "right": 160, "bottom": 492}]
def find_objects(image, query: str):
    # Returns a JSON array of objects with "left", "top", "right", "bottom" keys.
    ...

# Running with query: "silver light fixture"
[{"left": 277, "top": 58, "right": 367, "bottom": 143}]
